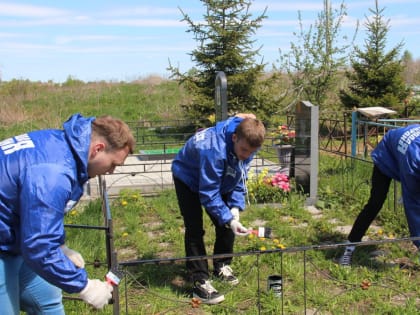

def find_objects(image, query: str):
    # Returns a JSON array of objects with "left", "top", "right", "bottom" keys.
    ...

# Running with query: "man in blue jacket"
[
  {"left": 338, "top": 124, "right": 420, "bottom": 266},
  {"left": 0, "top": 113, "right": 135, "bottom": 314},
  {"left": 172, "top": 114, "right": 265, "bottom": 304}
]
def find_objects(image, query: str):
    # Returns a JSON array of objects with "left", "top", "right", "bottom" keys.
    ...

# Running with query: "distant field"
[{"left": 0, "top": 76, "right": 186, "bottom": 139}]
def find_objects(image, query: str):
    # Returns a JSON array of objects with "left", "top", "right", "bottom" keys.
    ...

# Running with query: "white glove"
[
  {"left": 230, "top": 220, "right": 250, "bottom": 236},
  {"left": 79, "top": 279, "right": 113, "bottom": 309},
  {"left": 61, "top": 245, "right": 85, "bottom": 268},
  {"left": 230, "top": 207, "right": 240, "bottom": 221}
]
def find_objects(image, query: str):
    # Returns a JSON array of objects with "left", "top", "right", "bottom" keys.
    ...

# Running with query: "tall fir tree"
[
  {"left": 168, "top": 0, "right": 267, "bottom": 125},
  {"left": 339, "top": 0, "right": 409, "bottom": 110}
]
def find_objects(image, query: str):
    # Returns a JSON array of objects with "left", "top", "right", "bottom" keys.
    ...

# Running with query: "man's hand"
[
  {"left": 61, "top": 245, "right": 85, "bottom": 268},
  {"left": 230, "top": 207, "right": 240, "bottom": 221},
  {"left": 79, "top": 279, "right": 113, "bottom": 309},
  {"left": 230, "top": 220, "right": 249, "bottom": 236}
]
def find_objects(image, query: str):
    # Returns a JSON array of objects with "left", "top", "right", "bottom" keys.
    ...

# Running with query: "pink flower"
[
  {"left": 279, "top": 182, "right": 291, "bottom": 192},
  {"left": 270, "top": 173, "right": 290, "bottom": 192}
]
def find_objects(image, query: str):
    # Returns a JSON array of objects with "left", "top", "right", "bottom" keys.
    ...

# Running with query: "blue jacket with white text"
[
  {"left": 371, "top": 124, "right": 420, "bottom": 247},
  {"left": 0, "top": 113, "right": 93, "bottom": 293},
  {"left": 172, "top": 116, "right": 254, "bottom": 226}
]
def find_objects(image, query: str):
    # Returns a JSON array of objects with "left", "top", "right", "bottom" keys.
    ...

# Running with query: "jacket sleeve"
[
  {"left": 401, "top": 182, "right": 420, "bottom": 249},
  {"left": 226, "top": 185, "right": 246, "bottom": 211},
  {"left": 399, "top": 146, "right": 420, "bottom": 249},
  {"left": 198, "top": 152, "right": 233, "bottom": 226},
  {"left": 225, "top": 159, "right": 252, "bottom": 211},
  {"left": 19, "top": 164, "right": 88, "bottom": 293}
]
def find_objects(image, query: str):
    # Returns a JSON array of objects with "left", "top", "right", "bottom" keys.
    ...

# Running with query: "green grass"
[
  {"left": 62, "top": 175, "right": 420, "bottom": 314},
  {"left": 6, "top": 79, "right": 419, "bottom": 313},
  {"left": 0, "top": 79, "right": 186, "bottom": 140}
]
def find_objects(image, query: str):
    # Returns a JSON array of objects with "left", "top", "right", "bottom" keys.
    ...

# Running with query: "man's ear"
[
  {"left": 232, "top": 133, "right": 238, "bottom": 143},
  {"left": 92, "top": 142, "right": 105, "bottom": 156}
]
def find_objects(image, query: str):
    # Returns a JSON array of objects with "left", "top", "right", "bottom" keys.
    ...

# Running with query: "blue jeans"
[{"left": 0, "top": 253, "right": 65, "bottom": 315}]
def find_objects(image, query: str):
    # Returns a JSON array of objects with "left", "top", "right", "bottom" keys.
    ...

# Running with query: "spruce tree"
[
  {"left": 339, "top": 0, "right": 409, "bottom": 110},
  {"left": 168, "top": 0, "right": 267, "bottom": 124}
]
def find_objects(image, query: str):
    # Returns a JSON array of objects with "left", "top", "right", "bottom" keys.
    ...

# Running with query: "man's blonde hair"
[
  {"left": 92, "top": 115, "right": 136, "bottom": 154},
  {"left": 235, "top": 118, "right": 265, "bottom": 148}
]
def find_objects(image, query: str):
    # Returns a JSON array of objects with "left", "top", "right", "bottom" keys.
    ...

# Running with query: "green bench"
[{"left": 138, "top": 148, "right": 180, "bottom": 161}]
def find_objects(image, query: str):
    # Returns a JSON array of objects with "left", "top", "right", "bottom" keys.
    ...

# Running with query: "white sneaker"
[
  {"left": 193, "top": 280, "right": 225, "bottom": 304},
  {"left": 216, "top": 265, "right": 239, "bottom": 285}
]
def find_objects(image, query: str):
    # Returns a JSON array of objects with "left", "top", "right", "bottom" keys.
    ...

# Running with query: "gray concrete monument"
[{"left": 294, "top": 101, "right": 319, "bottom": 205}]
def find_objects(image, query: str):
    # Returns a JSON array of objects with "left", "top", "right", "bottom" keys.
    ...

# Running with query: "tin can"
[{"left": 267, "top": 275, "right": 282, "bottom": 297}]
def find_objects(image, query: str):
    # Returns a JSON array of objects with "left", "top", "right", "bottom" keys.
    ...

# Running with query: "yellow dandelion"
[
  {"left": 131, "top": 194, "right": 138, "bottom": 199},
  {"left": 377, "top": 229, "right": 383, "bottom": 235},
  {"left": 277, "top": 244, "right": 286, "bottom": 250},
  {"left": 70, "top": 210, "right": 77, "bottom": 216},
  {"left": 260, "top": 246, "right": 266, "bottom": 251},
  {"left": 388, "top": 233, "right": 395, "bottom": 239},
  {"left": 272, "top": 239, "right": 280, "bottom": 244},
  {"left": 248, "top": 234, "right": 255, "bottom": 239},
  {"left": 121, "top": 200, "right": 128, "bottom": 206},
  {"left": 122, "top": 232, "right": 129, "bottom": 238}
]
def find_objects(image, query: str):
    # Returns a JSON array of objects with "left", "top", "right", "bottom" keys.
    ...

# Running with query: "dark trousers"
[
  {"left": 173, "top": 177, "right": 235, "bottom": 282},
  {"left": 348, "top": 165, "right": 392, "bottom": 242}
]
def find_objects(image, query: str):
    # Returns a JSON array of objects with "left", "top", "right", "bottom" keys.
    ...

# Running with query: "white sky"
[{"left": 0, "top": 0, "right": 419, "bottom": 83}]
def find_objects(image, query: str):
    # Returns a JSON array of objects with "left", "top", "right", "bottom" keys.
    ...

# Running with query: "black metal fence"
[{"left": 66, "top": 113, "right": 420, "bottom": 314}]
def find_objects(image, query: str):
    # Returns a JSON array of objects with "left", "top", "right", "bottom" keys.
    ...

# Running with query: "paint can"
[
  {"left": 250, "top": 227, "right": 272, "bottom": 238},
  {"left": 267, "top": 275, "right": 282, "bottom": 297},
  {"left": 106, "top": 270, "right": 121, "bottom": 286}
]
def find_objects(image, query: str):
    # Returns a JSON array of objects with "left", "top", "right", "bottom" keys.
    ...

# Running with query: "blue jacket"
[
  {"left": 371, "top": 124, "right": 420, "bottom": 247},
  {"left": 172, "top": 117, "right": 254, "bottom": 226},
  {"left": 0, "top": 113, "right": 93, "bottom": 293}
]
